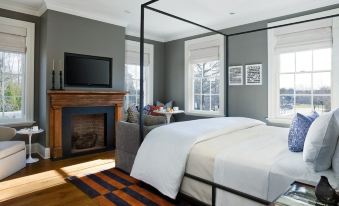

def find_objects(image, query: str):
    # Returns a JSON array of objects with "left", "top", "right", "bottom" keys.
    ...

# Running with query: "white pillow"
[
  {"left": 332, "top": 141, "right": 339, "bottom": 177},
  {"left": 303, "top": 109, "right": 339, "bottom": 172},
  {"left": 331, "top": 109, "right": 339, "bottom": 177}
]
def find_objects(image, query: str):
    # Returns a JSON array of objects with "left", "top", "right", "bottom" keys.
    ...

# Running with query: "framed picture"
[
  {"left": 246, "top": 64, "right": 262, "bottom": 85},
  {"left": 228, "top": 66, "right": 243, "bottom": 85}
]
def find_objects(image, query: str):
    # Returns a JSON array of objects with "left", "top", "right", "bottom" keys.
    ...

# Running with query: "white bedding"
[
  {"left": 181, "top": 125, "right": 339, "bottom": 205},
  {"left": 131, "top": 117, "right": 339, "bottom": 205},
  {"left": 130, "top": 117, "right": 264, "bottom": 198},
  {"left": 214, "top": 124, "right": 288, "bottom": 204}
]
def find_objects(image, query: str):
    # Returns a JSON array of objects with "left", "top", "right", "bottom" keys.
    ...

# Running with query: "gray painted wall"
[
  {"left": 164, "top": 4, "right": 339, "bottom": 122},
  {"left": 226, "top": 27, "right": 268, "bottom": 121},
  {"left": 125, "top": 35, "right": 166, "bottom": 102},
  {"left": 39, "top": 10, "right": 126, "bottom": 146},
  {"left": 0, "top": 8, "right": 41, "bottom": 143}
]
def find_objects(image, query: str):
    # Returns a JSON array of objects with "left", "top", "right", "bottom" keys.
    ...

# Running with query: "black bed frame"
[{"left": 138, "top": 1, "right": 339, "bottom": 205}]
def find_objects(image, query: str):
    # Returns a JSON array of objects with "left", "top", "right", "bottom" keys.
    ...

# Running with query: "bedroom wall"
[
  {"left": 0, "top": 8, "right": 41, "bottom": 143},
  {"left": 39, "top": 10, "right": 166, "bottom": 147},
  {"left": 39, "top": 10, "right": 126, "bottom": 146},
  {"left": 164, "top": 23, "right": 267, "bottom": 121},
  {"left": 164, "top": 4, "right": 339, "bottom": 122}
]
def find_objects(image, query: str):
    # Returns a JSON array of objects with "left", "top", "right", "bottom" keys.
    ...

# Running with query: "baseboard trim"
[{"left": 25, "top": 143, "right": 50, "bottom": 159}]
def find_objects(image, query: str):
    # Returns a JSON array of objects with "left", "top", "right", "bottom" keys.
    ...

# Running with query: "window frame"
[
  {"left": 125, "top": 40, "right": 154, "bottom": 108},
  {"left": 184, "top": 34, "right": 225, "bottom": 116},
  {"left": 0, "top": 16, "right": 35, "bottom": 126},
  {"left": 267, "top": 9, "right": 339, "bottom": 124}
]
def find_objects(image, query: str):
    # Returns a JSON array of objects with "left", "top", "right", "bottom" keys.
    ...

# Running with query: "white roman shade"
[
  {"left": 189, "top": 46, "right": 219, "bottom": 63},
  {"left": 274, "top": 19, "right": 333, "bottom": 53},
  {"left": 125, "top": 50, "right": 150, "bottom": 66},
  {"left": 0, "top": 23, "right": 27, "bottom": 53}
]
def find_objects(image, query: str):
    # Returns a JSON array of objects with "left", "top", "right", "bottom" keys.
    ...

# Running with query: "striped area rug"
[{"left": 67, "top": 168, "right": 175, "bottom": 206}]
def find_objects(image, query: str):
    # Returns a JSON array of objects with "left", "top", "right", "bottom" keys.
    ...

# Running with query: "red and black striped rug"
[{"left": 67, "top": 168, "right": 175, "bottom": 206}]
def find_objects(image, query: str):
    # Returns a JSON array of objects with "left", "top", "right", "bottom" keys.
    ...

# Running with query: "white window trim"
[
  {"left": 267, "top": 9, "right": 339, "bottom": 124},
  {"left": 0, "top": 16, "right": 35, "bottom": 125},
  {"left": 125, "top": 40, "right": 154, "bottom": 105},
  {"left": 184, "top": 34, "right": 225, "bottom": 116}
]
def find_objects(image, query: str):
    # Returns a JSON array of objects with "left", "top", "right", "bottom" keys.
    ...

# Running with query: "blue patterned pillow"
[
  {"left": 288, "top": 113, "right": 314, "bottom": 152},
  {"left": 308, "top": 111, "right": 319, "bottom": 121},
  {"left": 143, "top": 104, "right": 152, "bottom": 115}
]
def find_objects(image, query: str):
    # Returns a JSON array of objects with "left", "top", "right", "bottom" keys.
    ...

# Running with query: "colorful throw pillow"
[
  {"left": 288, "top": 113, "right": 314, "bottom": 152},
  {"left": 143, "top": 105, "right": 161, "bottom": 116},
  {"left": 149, "top": 105, "right": 162, "bottom": 116},
  {"left": 156, "top": 100, "right": 173, "bottom": 109},
  {"left": 127, "top": 105, "right": 139, "bottom": 123},
  {"left": 127, "top": 105, "right": 166, "bottom": 126},
  {"left": 143, "top": 104, "right": 152, "bottom": 115}
]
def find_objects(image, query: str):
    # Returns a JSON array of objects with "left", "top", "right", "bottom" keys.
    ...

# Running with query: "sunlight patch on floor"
[
  {"left": 0, "top": 170, "right": 65, "bottom": 202},
  {"left": 60, "top": 159, "right": 115, "bottom": 177},
  {"left": 0, "top": 158, "right": 115, "bottom": 202}
]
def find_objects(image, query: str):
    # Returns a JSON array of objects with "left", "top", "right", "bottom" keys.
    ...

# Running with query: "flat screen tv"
[{"left": 64, "top": 53, "right": 112, "bottom": 88}]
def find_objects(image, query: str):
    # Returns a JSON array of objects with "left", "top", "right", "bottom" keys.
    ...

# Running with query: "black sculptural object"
[
  {"left": 315, "top": 176, "right": 339, "bottom": 205},
  {"left": 59, "top": 70, "right": 63, "bottom": 90}
]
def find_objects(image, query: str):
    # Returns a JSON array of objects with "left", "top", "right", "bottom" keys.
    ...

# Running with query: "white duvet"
[
  {"left": 213, "top": 125, "right": 288, "bottom": 205},
  {"left": 131, "top": 117, "right": 264, "bottom": 199}
]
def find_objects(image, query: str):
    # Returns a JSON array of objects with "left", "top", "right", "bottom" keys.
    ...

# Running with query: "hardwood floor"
[{"left": 0, "top": 151, "right": 115, "bottom": 206}]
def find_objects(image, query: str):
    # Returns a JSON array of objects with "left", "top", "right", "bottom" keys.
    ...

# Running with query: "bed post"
[
  {"left": 139, "top": 0, "right": 160, "bottom": 144},
  {"left": 212, "top": 186, "right": 216, "bottom": 206},
  {"left": 139, "top": 3, "right": 145, "bottom": 144}
]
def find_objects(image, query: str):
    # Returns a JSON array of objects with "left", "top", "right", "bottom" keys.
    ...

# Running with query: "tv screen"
[{"left": 64, "top": 53, "right": 112, "bottom": 88}]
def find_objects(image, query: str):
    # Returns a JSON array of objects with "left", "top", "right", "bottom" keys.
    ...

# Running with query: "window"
[
  {"left": 279, "top": 48, "right": 332, "bottom": 116},
  {"left": 124, "top": 40, "right": 153, "bottom": 110},
  {"left": 185, "top": 35, "right": 224, "bottom": 116},
  {"left": 268, "top": 12, "right": 339, "bottom": 123},
  {"left": 0, "top": 17, "right": 35, "bottom": 125}
]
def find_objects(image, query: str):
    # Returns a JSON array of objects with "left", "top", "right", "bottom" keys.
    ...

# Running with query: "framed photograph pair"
[{"left": 228, "top": 64, "right": 262, "bottom": 86}]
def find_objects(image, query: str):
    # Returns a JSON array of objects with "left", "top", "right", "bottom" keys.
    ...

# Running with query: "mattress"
[{"left": 180, "top": 125, "right": 339, "bottom": 205}]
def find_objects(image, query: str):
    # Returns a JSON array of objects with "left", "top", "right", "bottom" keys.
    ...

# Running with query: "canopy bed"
[{"left": 133, "top": 1, "right": 339, "bottom": 205}]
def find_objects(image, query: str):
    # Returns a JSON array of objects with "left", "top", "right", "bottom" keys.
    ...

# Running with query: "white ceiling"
[{"left": 0, "top": 0, "right": 339, "bottom": 41}]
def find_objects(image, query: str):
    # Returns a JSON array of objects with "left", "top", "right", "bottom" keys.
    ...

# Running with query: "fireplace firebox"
[{"left": 62, "top": 106, "right": 114, "bottom": 157}]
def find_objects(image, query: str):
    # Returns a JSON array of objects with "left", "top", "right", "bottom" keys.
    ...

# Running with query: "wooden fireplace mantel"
[{"left": 48, "top": 90, "right": 127, "bottom": 159}]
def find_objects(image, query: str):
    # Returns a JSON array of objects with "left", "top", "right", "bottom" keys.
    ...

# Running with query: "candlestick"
[
  {"left": 52, "top": 70, "right": 55, "bottom": 90},
  {"left": 59, "top": 70, "right": 63, "bottom": 90}
]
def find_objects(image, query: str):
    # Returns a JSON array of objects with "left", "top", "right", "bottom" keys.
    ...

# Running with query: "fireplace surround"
[{"left": 48, "top": 90, "right": 126, "bottom": 159}]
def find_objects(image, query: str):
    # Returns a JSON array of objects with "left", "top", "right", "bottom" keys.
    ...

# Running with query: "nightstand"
[{"left": 271, "top": 181, "right": 338, "bottom": 206}]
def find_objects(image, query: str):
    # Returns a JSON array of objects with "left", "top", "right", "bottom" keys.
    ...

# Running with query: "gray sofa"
[{"left": 115, "top": 121, "right": 162, "bottom": 173}]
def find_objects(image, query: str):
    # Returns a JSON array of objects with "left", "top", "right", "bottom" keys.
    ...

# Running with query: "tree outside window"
[{"left": 0, "top": 51, "right": 25, "bottom": 120}]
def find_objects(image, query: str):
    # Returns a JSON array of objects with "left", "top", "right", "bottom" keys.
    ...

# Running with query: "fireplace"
[
  {"left": 48, "top": 90, "right": 126, "bottom": 159},
  {"left": 62, "top": 106, "right": 114, "bottom": 157},
  {"left": 71, "top": 114, "right": 105, "bottom": 153}
]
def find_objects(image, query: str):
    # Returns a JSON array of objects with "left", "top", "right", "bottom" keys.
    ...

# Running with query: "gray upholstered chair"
[
  {"left": 0, "top": 126, "right": 26, "bottom": 180},
  {"left": 115, "top": 121, "right": 161, "bottom": 173}
]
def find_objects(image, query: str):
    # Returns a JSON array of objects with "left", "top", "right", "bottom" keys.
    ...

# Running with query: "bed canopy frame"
[{"left": 138, "top": 1, "right": 339, "bottom": 205}]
